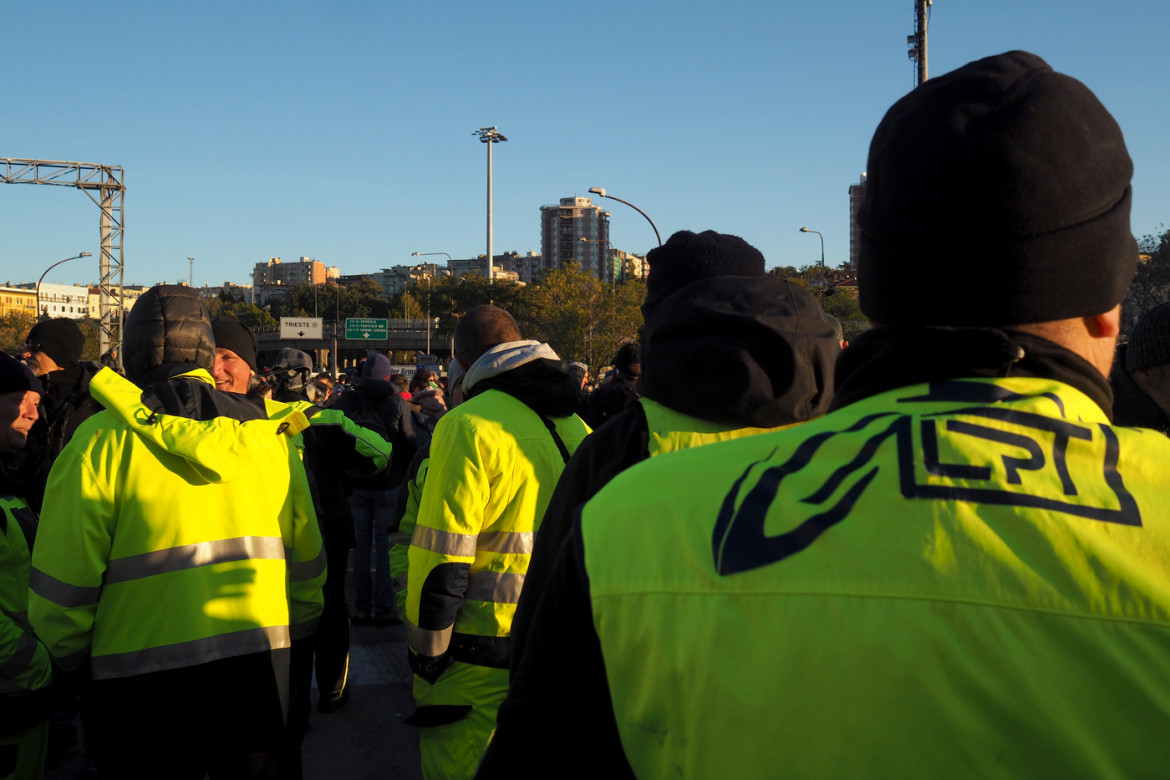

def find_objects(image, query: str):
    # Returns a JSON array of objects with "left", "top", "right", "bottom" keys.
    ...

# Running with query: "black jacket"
[
  {"left": 334, "top": 378, "right": 424, "bottom": 490},
  {"left": 511, "top": 276, "right": 839, "bottom": 671},
  {"left": 19, "top": 361, "right": 105, "bottom": 513},
  {"left": 481, "top": 325, "right": 1116, "bottom": 780},
  {"left": 1110, "top": 344, "right": 1170, "bottom": 433}
]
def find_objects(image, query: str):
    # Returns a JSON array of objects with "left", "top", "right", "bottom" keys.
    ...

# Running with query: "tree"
[
  {"left": 1124, "top": 226, "right": 1170, "bottom": 334},
  {"left": 424, "top": 274, "right": 527, "bottom": 346},
  {"left": 204, "top": 297, "right": 278, "bottom": 330},
  {"left": 0, "top": 313, "right": 35, "bottom": 356},
  {"left": 525, "top": 264, "right": 643, "bottom": 369}
]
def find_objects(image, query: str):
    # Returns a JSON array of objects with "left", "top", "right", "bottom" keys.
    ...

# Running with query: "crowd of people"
[{"left": 3, "top": 49, "right": 1170, "bottom": 779}]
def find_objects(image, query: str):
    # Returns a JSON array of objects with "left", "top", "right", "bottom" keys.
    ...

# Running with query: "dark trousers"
[
  {"left": 87, "top": 651, "right": 286, "bottom": 780},
  {"left": 315, "top": 544, "right": 352, "bottom": 702},
  {"left": 279, "top": 544, "right": 351, "bottom": 779}
]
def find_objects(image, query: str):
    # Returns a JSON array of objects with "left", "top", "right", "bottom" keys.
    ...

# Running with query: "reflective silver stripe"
[
  {"left": 288, "top": 546, "right": 327, "bottom": 582},
  {"left": 91, "top": 625, "right": 290, "bottom": 679},
  {"left": 411, "top": 526, "right": 477, "bottom": 558},
  {"left": 104, "top": 537, "right": 287, "bottom": 585},
  {"left": 392, "top": 573, "right": 408, "bottom": 594},
  {"left": 407, "top": 623, "right": 452, "bottom": 657},
  {"left": 477, "top": 531, "right": 534, "bottom": 555},
  {"left": 29, "top": 568, "right": 101, "bottom": 609},
  {"left": 465, "top": 571, "right": 525, "bottom": 604},
  {"left": 0, "top": 630, "right": 40, "bottom": 681},
  {"left": 389, "top": 531, "right": 412, "bottom": 546}
]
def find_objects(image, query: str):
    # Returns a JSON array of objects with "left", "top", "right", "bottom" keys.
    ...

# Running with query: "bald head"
[{"left": 455, "top": 305, "right": 522, "bottom": 369}]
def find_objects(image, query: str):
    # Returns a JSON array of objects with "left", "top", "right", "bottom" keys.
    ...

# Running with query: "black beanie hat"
[
  {"left": 26, "top": 318, "right": 85, "bottom": 370},
  {"left": 642, "top": 230, "right": 766, "bottom": 321},
  {"left": 211, "top": 318, "right": 259, "bottom": 371},
  {"left": 613, "top": 342, "right": 641, "bottom": 378},
  {"left": 0, "top": 352, "right": 42, "bottom": 395},
  {"left": 1125, "top": 301, "right": 1170, "bottom": 372},
  {"left": 859, "top": 50, "right": 1137, "bottom": 326}
]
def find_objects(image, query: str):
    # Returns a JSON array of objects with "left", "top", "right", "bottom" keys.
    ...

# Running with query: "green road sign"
[{"left": 345, "top": 318, "right": 389, "bottom": 341}]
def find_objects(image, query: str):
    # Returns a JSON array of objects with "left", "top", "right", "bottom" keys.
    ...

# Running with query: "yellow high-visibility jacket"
[
  {"left": 406, "top": 387, "right": 589, "bottom": 669},
  {"left": 581, "top": 376, "right": 1170, "bottom": 778},
  {"left": 29, "top": 368, "right": 325, "bottom": 679}
]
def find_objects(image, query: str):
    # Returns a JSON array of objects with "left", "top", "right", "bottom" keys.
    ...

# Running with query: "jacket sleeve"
[
  {"left": 0, "top": 504, "right": 52, "bottom": 695},
  {"left": 387, "top": 395, "right": 424, "bottom": 470},
  {"left": 0, "top": 610, "right": 51, "bottom": 695},
  {"left": 477, "top": 516, "right": 633, "bottom": 779},
  {"left": 392, "top": 445, "right": 431, "bottom": 621},
  {"left": 307, "top": 407, "right": 391, "bottom": 477},
  {"left": 282, "top": 424, "right": 327, "bottom": 640},
  {"left": 29, "top": 440, "right": 115, "bottom": 672},
  {"left": 406, "top": 414, "right": 485, "bottom": 664}
]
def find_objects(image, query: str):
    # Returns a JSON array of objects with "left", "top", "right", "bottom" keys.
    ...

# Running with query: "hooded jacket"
[
  {"left": 511, "top": 276, "right": 839, "bottom": 667},
  {"left": 483, "top": 327, "right": 1170, "bottom": 778},
  {"left": 28, "top": 367, "right": 325, "bottom": 680},
  {"left": 406, "top": 341, "right": 588, "bottom": 780},
  {"left": 406, "top": 341, "right": 589, "bottom": 672}
]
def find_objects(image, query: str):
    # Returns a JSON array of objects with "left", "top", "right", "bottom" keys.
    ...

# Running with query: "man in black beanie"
[
  {"left": 211, "top": 317, "right": 260, "bottom": 394},
  {"left": 19, "top": 318, "right": 103, "bottom": 513},
  {"left": 576, "top": 341, "right": 642, "bottom": 429},
  {"left": 480, "top": 53, "right": 1170, "bottom": 779}
]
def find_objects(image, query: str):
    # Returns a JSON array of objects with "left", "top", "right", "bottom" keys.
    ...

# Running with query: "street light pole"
[
  {"left": 799, "top": 227, "right": 826, "bottom": 292},
  {"left": 475, "top": 127, "right": 508, "bottom": 283},
  {"left": 37, "top": 252, "right": 92, "bottom": 320},
  {"left": 588, "top": 187, "right": 663, "bottom": 247},
  {"left": 332, "top": 284, "right": 340, "bottom": 378}
]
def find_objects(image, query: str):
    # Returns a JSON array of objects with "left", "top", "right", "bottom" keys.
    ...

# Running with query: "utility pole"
[{"left": 908, "top": 0, "right": 931, "bottom": 86}]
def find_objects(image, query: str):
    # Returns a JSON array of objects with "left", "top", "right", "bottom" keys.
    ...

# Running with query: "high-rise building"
[
  {"left": 848, "top": 173, "right": 867, "bottom": 271},
  {"left": 539, "top": 197, "right": 611, "bottom": 279}
]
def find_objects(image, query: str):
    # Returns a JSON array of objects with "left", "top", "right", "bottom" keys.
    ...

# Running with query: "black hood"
[
  {"left": 124, "top": 285, "right": 215, "bottom": 384},
  {"left": 354, "top": 376, "right": 395, "bottom": 404},
  {"left": 469, "top": 358, "right": 581, "bottom": 419},
  {"left": 640, "top": 276, "right": 839, "bottom": 428}
]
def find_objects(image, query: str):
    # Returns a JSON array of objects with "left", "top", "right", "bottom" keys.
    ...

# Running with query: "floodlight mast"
[{"left": 474, "top": 127, "right": 508, "bottom": 283}]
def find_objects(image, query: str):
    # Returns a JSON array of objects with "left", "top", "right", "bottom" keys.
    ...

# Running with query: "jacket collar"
[
  {"left": 463, "top": 341, "right": 561, "bottom": 393},
  {"left": 832, "top": 326, "right": 1113, "bottom": 418}
]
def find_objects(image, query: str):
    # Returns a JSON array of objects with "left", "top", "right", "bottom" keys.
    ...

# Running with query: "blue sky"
[{"left": 3, "top": 1, "right": 1167, "bottom": 288}]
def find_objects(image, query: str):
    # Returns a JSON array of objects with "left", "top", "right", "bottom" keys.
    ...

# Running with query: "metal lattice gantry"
[{"left": 1, "top": 158, "right": 126, "bottom": 359}]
